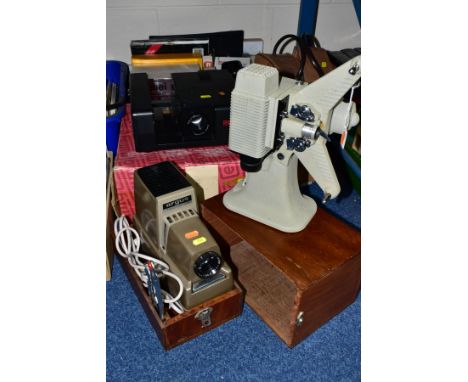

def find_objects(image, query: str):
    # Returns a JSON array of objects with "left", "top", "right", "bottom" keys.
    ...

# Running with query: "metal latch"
[
  {"left": 195, "top": 307, "right": 213, "bottom": 328},
  {"left": 296, "top": 311, "right": 304, "bottom": 327}
]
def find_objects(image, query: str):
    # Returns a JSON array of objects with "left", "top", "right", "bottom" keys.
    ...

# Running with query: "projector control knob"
[
  {"left": 187, "top": 114, "right": 209, "bottom": 136},
  {"left": 290, "top": 104, "right": 315, "bottom": 122},
  {"left": 194, "top": 251, "right": 222, "bottom": 279}
]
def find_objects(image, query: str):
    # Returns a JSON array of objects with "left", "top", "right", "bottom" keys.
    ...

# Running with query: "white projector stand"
[{"left": 223, "top": 153, "right": 317, "bottom": 233}]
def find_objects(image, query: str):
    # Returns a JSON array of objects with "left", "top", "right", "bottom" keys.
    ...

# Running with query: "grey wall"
[{"left": 106, "top": 0, "right": 360, "bottom": 63}]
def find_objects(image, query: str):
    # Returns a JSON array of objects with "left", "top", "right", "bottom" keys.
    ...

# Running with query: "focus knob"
[{"left": 193, "top": 251, "right": 222, "bottom": 279}]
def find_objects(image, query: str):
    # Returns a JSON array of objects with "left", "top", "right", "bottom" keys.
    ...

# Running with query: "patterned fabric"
[{"left": 114, "top": 104, "right": 244, "bottom": 218}]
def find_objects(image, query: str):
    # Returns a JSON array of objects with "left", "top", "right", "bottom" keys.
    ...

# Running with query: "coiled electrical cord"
[
  {"left": 273, "top": 34, "right": 306, "bottom": 81},
  {"left": 114, "top": 216, "right": 185, "bottom": 314},
  {"left": 300, "top": 34, "right": 325, "bottom": 78},
  {"left": 272, "top": 33, "right": 325, "bottom": 81}
]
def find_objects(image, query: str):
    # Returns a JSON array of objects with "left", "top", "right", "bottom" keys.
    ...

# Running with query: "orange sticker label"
[
  {"left": 185, "top": 230, "right": 199, "bottom": 239},
  {"left": 340, "top": 131, "right": 347, "bottom": 149}
]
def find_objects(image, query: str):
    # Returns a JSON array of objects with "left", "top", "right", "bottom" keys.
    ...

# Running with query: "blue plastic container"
[{"left": 106, "top": 60, "right": 129, "bottom": 157}]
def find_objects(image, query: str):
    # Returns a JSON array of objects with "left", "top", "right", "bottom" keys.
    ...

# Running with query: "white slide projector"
[{"left": 223, "top": 56, "right": 361, "bottom": 233}]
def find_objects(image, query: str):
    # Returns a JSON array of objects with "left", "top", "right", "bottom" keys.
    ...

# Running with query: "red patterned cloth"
[{"left": 114, "top": 105, "right": 244, "bottom": 218}]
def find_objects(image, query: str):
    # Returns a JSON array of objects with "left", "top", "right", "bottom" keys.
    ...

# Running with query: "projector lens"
[
  {"left": 194, "top": 251, "right": 222, "bottom": 279},
  {"left": 187, "top": 114, "right": 209, "bottom": 136}
]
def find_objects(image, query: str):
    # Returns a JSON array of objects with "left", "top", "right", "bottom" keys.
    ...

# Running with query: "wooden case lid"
[{"left": 202, "top": 194, "right": 361, "bottom": 290}]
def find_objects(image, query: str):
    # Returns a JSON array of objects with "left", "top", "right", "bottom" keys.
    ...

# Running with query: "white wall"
[
  {"left": 315, "top": 0, "right": 361, "bottom": 50},
  {"left": 106, "top": 0, "right": 360, "bottom": 63}
]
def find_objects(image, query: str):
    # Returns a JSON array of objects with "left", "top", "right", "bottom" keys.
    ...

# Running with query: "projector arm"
[
  {"left": 289, "top": 55, "right": 361, "bottom": 134},
  {"left": 280, "top": 116, "right": 341, "bottom": 200},
  {"left": 295, "top": 137, "right": 340, "bottom": 201},
  {"left": 278, "top": 56, "right": 361, "bottom": 201}
]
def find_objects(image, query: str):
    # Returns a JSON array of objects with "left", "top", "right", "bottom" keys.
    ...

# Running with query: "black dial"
[
  {"left": 187, "top": 114, "right": 209, "bottom": 136},
  {"left": 193, "top": 251, "right": 222, "bottom": 279}
]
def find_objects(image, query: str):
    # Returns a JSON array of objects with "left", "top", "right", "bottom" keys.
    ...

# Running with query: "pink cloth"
[{"left": 114, "top": 105, "right": 243, "bottom": 218}]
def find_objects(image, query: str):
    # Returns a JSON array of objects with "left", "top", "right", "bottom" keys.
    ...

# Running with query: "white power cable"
[{"left": 114, "top": 215, "right": 185, "bottom": 314}]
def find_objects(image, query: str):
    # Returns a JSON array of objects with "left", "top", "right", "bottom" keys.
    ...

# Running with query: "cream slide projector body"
[{"left": 223, "top": 57, "right": 361, "bottom": 233}]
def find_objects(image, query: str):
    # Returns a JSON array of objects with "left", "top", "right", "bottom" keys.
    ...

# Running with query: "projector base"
[{"left": 223, "top": 154, "right": 317, "bottom": 233}]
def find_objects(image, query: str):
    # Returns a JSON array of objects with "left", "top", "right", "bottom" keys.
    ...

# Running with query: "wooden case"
[
  {"left": 118, "top": 253, "right": 243, "bottom": 350},
  {"left": 201, "top": 194, "right": 360, "bottom": 348}
]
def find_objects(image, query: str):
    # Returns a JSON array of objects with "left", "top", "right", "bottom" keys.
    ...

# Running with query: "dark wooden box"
[
  {"left": 201, "top": 194, "right": 361, "bottom": 348},
  {"left": 118, "top": 249, "right": 244, "bottom": 350}
]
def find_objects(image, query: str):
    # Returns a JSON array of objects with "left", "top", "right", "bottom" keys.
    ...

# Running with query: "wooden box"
[
  {"left": 118, "top": 253, "right": 244, "bottom": 350},
  {"left": 201, "top": 194, "right": 360, "bottom": 348}
]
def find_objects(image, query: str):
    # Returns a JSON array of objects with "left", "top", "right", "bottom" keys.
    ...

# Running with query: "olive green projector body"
[{"left": 133, "top": 161, "right": 233, "bottom": 310}]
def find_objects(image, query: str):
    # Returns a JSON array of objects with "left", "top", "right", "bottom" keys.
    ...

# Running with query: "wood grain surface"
[
  {"left": 202, "top": 194, "right": 360, "bottom": 288},
  {"left": 201, "top": 193, "right": 361, "bottom": 347},
  {"left": 118, "top": 254, "right": 244, "bottom": 350}
]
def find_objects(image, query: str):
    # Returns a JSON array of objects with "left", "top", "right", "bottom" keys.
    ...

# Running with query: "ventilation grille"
[
  {"left": 166, "top": 208, "right": 195, "bottom": 224},
  {"left": 229, "top": 92, "right": 270, "bottom": 158},
  {"left": 228, "top": 64, "right": 279, "bottom": 158},
  {"left": 162, "top": 208, "right": 196, "bottom": 249}
]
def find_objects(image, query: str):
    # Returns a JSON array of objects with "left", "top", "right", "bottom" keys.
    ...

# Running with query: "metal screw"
[
  {"left": 322, "top": 193, "right": 331, "bottom": 204},
  {"left": 349, "top": 63, "right": 360, "bottom": 75},
  {"left": 296, "top": 311, "right": 304, "bottom": 327}
]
